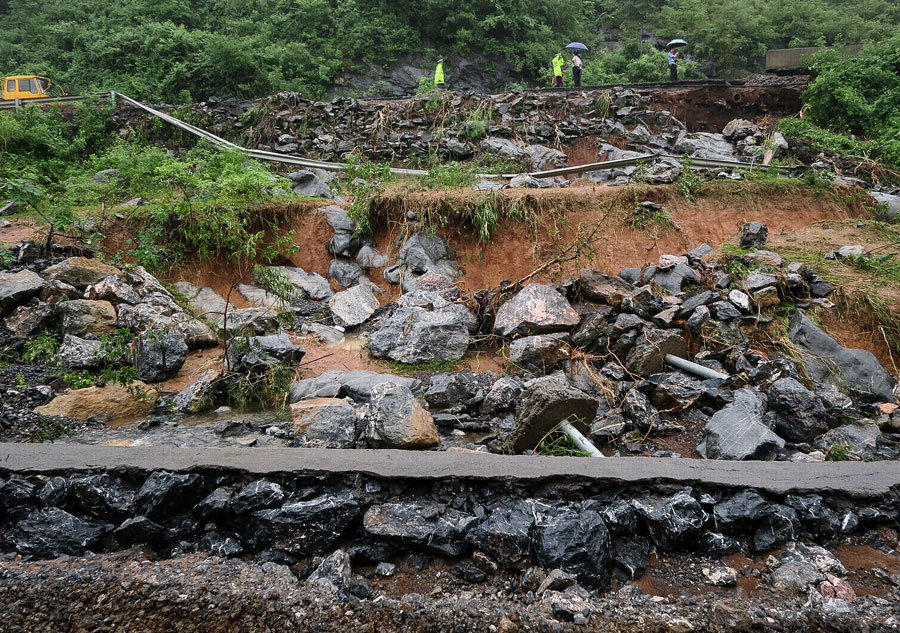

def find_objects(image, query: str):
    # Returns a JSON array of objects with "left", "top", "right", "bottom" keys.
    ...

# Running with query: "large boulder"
[
  {"left": 632, "top": 490, "right": 707, "bottom": 551},
  {"left": 329, "top": 284, "right": 379, "bottom": 328},
  {"left": 289, "top": 369, "right": 418, "bottom": 403},
  {"left": 118, "top": 293, "right": 217, "bottom": 348},
  {"left": 3, "top": 301, "right": 54, "bottom": 338},
  {"left": 226, "top": 332, "right": 305, "bottom": 373},
  {"left": 259, "top": 266, "right": 333, "bottom": 301},
  {"left": 133, "top": 330, "right": 188, "bottom": 382},
  {"left": 363, "top": 382, "right": 439, "bottom": 449},
  {"left": 508, "top": 335, "right": 568, "bottom": 375},
  {"left": 251, "top": 493, "right": 359, "bottom": 555},
  {"left": 0, "top": 269, "right": 45, "bottom": 315},
  {"left": 578, "top": 268, "right": 639, "bottom": 309},
  {"left": 507, "top": 377, "right": 598, "bottom": 452},
  {"left": 465, "top": 502, "right": 535, "bottom": 569},
  {"left": 9, "top": 508, "right": 111, "bottom": 558},
  {"left": 34, "top": 382, "right": 157, "bottom": 421},
  {"left": 57, "top": 334, "right": 105, "bottom": 369},
  {"left": 494, "top": 283, "right": 580, "bottom": 337},
  {"left": 534, "top": 505, "right": 612, "bottom": 587},
  {"left": 291, "top": 397, "right": 360, "bottom": 448},
  {"left": 56, "top": 299, "right": 117, "bottom": 336},
  {"left": 766, "top": 377, "right": 827, "bottom": 443},
  {"left": 480, "top": 137, "right": 529, "bottom": 160},
  {"left": 41, "top": 257, "right": 121, "bottom": 289},
  {"left": 623, "top": 327, "right": 688, "bottom": 376},
  {"left": 529, "top": 144, "right": 568, "bottom": 171},
  {"left": 673, "top": 132, "right": 735, "bottom": 160},
  {"left": 170, "top": 369, "right": 219, "bottom": 413},
  {"left": 367, "top": 294, "right": 473, "bottom": 364},
  {"left": 698, "top": 388, "right": 784, "bottom": 460},
  {"left": 287, "top": 169, "right": 333, "bottom": 199},
  {"left": 740, "top": 222, "right": 768, "bottom": 249},
  {"left": 788, "top": 312, "right": 895, "bottom": 402},
  {"left": 363, "top": 502, "right": 477, "bottom": 556}
]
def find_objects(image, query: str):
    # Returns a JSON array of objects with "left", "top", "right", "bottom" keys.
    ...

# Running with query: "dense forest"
[{"left": 1, "top": 0, "right": 898, "bottom": 102}]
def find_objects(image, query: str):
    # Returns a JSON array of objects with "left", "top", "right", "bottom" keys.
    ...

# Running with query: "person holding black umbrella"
[
  {"left": 565, "top": 42, "right": 588, "bottom": 88},
  {"left": 666, "top": 39, "right": 687, "bottom": 82}
]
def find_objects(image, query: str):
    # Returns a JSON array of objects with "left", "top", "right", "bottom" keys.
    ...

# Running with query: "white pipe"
[
  {"left": 664, "top": 354, "right": 729, "bottom": 380},
  {"left": 559, "top": 421, "right": 604, "bottom": 457}
]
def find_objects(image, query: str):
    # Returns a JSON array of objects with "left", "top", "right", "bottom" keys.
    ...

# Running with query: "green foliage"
[
  {"left": 22, "top": 332, "right": 59, "bottom": 364},
  {"left": 63, "top": 370, "right": 95, "bottom": 390},
  {"left": 28, "top": 417, "right": 75, "bottom": 443},
  {"left": 849, "top": 252, "right": 900, "bottom": 282},
  {"left": 342, "top": 157, "right": 395, "bottom": 237},
  {"left": 224, "top": 364, "right": 296, "bottom": 411},
  {"left": 535, "top": 421, "right": 593, "bottom": 457},
  {"left": 630, "top": 205, "right": 674, "bottom": 231},
  {"left": 0, "top": 242, "right": 15, "bottom": 270},
  {"left": 382, "top": 359, "right": 460, "bottom": 376},
  {"left": 799, "top": 35, "right": 900, "bottom": 169},
  {"left": 675, "top": 157, "right": 703, "bottom": 201},
  {"left": 14, "top": 373, "right": 26, "bottom": 389},
  {"left": 825, "top": 443, "right": 853, "bottom": 461}
]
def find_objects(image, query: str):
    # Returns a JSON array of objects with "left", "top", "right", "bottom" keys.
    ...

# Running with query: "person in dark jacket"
[{"left": 668, "top": 48, "right": 679, "bottom": 81}]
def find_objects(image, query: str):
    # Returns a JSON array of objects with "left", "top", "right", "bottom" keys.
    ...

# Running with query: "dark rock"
[
  {"left": 57, "top": 334, "right": 105, "bottom": 369},
  {"left": 193, "top": 487, "right": 233, "bottom": 521},
  {"left": 767, "top": 377, "right": 827, "bottom": 443},
  {"left": 752, "top": 504, "right": 798, "bottom": 551},
  {"left": 713, "top": 490, "right": 773, "bottom": 534},
  {"left": 570, "top": 308, "right": 613, "bottom": 348},
  {"left": 698, "top": 531, "right": 742, "bottom": 555},
  {"left": 170, "top": 369, "right": 219, "bottom": 414},
  {"left": 454, "top": 560, "right": 487, "bottom": 583},
  {"left": 633, "top": 490, "right": 707, "bottom": 551},
  {"left": 424, "top": 372, "right": 480, "bottom": 410},
  {"left": 398, "top": 232, "right": 459, "bottom": 279},
  {"left": 785, "top": 494, "right": 823, "bottom": 531},
  {"left": 740, "top": 222, "right": 768, "bottom": 248},
  {"left": 621, "top": 389, "right": 658, "bottom": 433},
  {"left": 0, "top": 475, "right": 37, "bottom": 508},
  {"left": 698, "top": 388, "right": 784, "bottom": 460},
  {"left": 600, "top": 501, "right": 637, "bottom": 536},
  {"left": 328, "top": 257, "right": 363, "bottom": 288},
  {"left": 708, "top": 301, "right": 743, "bottom": 321},
  {"left": 507, "top": 378, "right": 598, "bottom": 453},
  {"left": 493, "top": 283, "right": 580, "bottom": 338},
  {"left": 287, "top": 169, "right": 333, "bottom": 199},
  {"left": 232, "top": 480, "right": 285, "bottom": 514},
  {"left": 749, "top": 359, "right": 802, "bottom": 388},
  {"left": 289, "top": 369, "right": 418, "bottom": 404},
  {"left": 37, "top": 477, "right": 67, "bottom": 508},
  {"left": 817, "top": 422, "right": 882, "bottom": 460},
  {"left": 69, "top": 474, "right": 135, "bottom": 521},
  {"left": 610, "top": 535, "right": 650, "bottom": 580},
  {"left": 650, "top": 373, "right": 703, "bottom": 412},
  {"left": 480, "top": 376, "right": 522, "bottom": 415},
  {"left": 134, "top": 471, "right": 204, "bottom": 520},
  {"left": 133, "top": 329, "right": 188, "bottom": 382},
  {"left": 466, "top": 502, "right": 534, "bottom": 569},
  {"left": 363, "top": 502, "right": 477, "bottom": 556},
  {"left": 652, "top": 263, "right": 701, "bottom": 295},
  {"left": 789, "top": 312, "right": 895, "bottom": 402},
  {"left": 534, "top": 505, "right": 611, "bottom": 587},
  {"left": 687, "top": 305, "right": 711, "bottom": 333},
  {"left": 578, "top": 268, "right": 640, "bottom": 309},
  {"left": 3, "top": 302, "right": 54, "bottom": 338},
  {"left": 10, "top": 508, "right": 111, "bottom": 558},
  {"left": 252, "top": 493, "right": 360, "bottom": 555},
  {"left": 199, "top": 531, "right": 244, "bottom": 558},
  {"left": 508, "top": 335, "right": 568, "bottom": 375},
  {"left": 113, "top": 516, "right": 166, "bottom": 547},
  {"left": 307, "top": 549, "right": 353, "bottom": 588}
]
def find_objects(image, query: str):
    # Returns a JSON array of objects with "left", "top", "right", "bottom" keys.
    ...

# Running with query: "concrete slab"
[{"left": 1, "top": 444, "right": 899, "bottom": 497}]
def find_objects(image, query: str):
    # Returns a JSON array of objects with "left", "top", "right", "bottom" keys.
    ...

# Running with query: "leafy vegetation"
[
  {"left": 2, "top": 0, "right": 897, "bottom": 101},
  {"left": 22, "top": 332, "right": 59, "bottom": 364}
]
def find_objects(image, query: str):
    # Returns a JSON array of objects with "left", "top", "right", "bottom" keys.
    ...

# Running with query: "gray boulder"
[
  {"left": 133, "top": 330, "right": 189, "bottom": 382},
  {"left": 291, "top": 397, "right": 360, "bottom": 448},
  {"left": 397, "top": 232, "right": 459, "bottom": 279},
  {"left": 260, "top": 266, "right": 333, "bottom": 301},
  {"left": 480, "top": 137, "right": 529, "bottom": 160},
  {"left": 328, "top": 257, "right": 363, "bottom": 288},
  {"left": 870, "top": 191, "right": 900, "bottom": 221},
  {"left": 578, "top": 268, "right": 640, "bottom": 309},
  {"left": 623, "top": 327, "right": 688, "bottom": 376},
  {"left": 816, "top": 422, "right": 882, "bottom": 460},
  {"left": 508, "top": 335, "right": 568, "bottom": 375},
  {"left": 507, "top": 377, "right": 598, "bottom": 452},
  {"left": 788, "top": 312, "right": 895, "bottom": 402},
  {"left": 673, "top": 132, "right": 735, "bottom": 159},
  {"left": 40, "top": 257, "right": 120, "bottom": 289},
  {"left": 651, "top": 263, "right": 701, "bottom": 295},
  {"left": 698, "top": 388, "right": 784, "bottom": 460},
  {"left": 494, "top": 283, "right": 580, "bottom": 338},
  {"left": 289, "top": 369, "right": 418, "bottom": 404},
  {"left": 236, "top": 283, "right": 290, "bottom": 310},
  {"left": 226, "top": 332, "right": 305, "bottom": 373},
  {"left": 57, "top": 299, "right": 117, "bottom": 336},
  {"left": 529, "top": 144, "right": 568, "bottom": 170},
  {"left": 57, "top": 335, "right": 105, "bottom": 369},
  {"left": 215, "top": 307, "right": 282, "bottom": 338},
  {"left": 368, "top": 294, "right": 473, "bottom": 363},
  {"left": 363, "top": 502, "right": 476, "bottom": 556},
  {"left": 3, "top": 302, "right": 54, "bottom": 338},
  {"left": 287, "top": 170, "right": 333, "bottom": 199},
  {"left": 364, "top": 382, "right": 439, "bottom": 449},
  {"left": 0, "top": 269, "right": 45, "bottom": 315},
  {"left": 329, "top": 284, "right": 380, "bottom": 328},
  {"left": 722, "top": 119, "right": 759, "bottom": 141},
  {"left": 534, "top": 505, "right": 612, "bottom": 587}
]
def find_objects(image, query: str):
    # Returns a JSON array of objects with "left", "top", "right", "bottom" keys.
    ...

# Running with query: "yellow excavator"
[{"left": 2, "top": 75, "right": 66, "bottom": 100}]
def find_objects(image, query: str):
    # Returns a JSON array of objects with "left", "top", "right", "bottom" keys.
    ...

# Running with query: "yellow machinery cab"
[{"left": 2, "top": 75, "right": 65, "bottom": 100}]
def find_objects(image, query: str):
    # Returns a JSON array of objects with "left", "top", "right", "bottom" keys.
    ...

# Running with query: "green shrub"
[{"left": 22, "top": 332, "right": 59, "bottom": 364}]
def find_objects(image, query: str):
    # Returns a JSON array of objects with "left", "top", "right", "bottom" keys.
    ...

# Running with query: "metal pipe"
[
  {"left": 558, "top": 421, "right": 604, "bottom": 457},
  {"left": 664, "top": 354, "right": 729, "bottom": 381}
]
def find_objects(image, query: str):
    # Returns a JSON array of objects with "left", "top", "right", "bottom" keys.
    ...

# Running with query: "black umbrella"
[
  {"left": 565, "top": 42, "right": 588, "bottom": 52},
  {"left": 666, "top": 39, "right": 688, "bottom": 48}
]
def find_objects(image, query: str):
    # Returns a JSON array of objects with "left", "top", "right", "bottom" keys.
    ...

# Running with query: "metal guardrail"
[{"left": 3, "top": 90, "right": 804, "bottom": 180}]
